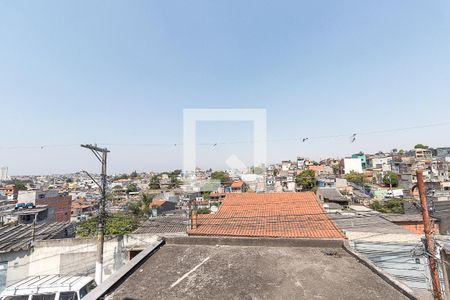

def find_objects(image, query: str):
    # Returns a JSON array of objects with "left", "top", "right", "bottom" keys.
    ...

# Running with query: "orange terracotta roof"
[
  {"left": 231, "top": 180, "right": 244, "bottom": 188},
  {"left": 72, "top": 203, "right": 91, "bottom": 209},
  {"left": 307, "top": 166, "right": 324, "bottom": 172},
  {"left": 149, "top": 199, "right": 166, "bottom": 208},
  {"left": 188, "top": 192, "right": 344, "bottom": 239}
]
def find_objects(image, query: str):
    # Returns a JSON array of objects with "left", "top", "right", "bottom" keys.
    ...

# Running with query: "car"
[{"left": 0, "top": 275, "right": 97, "bottom": 300}]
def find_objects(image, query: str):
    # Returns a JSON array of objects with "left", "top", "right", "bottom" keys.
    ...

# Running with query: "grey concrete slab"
[{"left": 110, "top": 244, "right": 409, "bottom": 300}]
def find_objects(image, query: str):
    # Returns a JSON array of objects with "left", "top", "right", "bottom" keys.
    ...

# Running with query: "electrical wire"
[{"left": 1, "top": 121, "right": 449, "bottom": 150}]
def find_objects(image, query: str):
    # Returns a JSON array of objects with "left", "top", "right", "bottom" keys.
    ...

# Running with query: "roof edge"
[
  {"left": 84, "top": 238, "right": 165, "bottom": 300},
  {"left": 167, "top": 236, "right": 344, "bottom": 248},
  {"left": 342, "top": 240, "right": 419, "bottom": 300}
]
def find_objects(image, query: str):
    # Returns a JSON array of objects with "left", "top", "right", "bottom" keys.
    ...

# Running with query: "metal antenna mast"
[{"left": 81, "top": 144, "right": 110, "bottom": 284}]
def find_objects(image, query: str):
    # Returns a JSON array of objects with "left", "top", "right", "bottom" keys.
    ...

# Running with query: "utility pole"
[
  {"left": 81, "top": 144, "right": 110, "bottom": 285},
  {"left": 416, "top": 170, "right": 442, "bottom": 300}
]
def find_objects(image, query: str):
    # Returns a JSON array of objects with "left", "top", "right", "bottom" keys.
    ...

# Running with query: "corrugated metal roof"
[
  {"left": 0, "top": 222, "right": 72, "bottom": 253},
  {"left": 134, "top": 215, "right": 188, "bottom": 235},
  {"left": 317, "top": 188, "right": 347, "bottom": 202}
]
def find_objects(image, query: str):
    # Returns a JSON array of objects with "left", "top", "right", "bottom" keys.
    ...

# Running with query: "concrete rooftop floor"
[{"left": 110, "top": 244, "right": 408, "bottom": 300}]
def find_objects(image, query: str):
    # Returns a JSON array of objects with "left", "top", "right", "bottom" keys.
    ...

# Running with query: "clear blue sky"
[{"left": 1, "top": 0, "right": 450, "bottom": 175}]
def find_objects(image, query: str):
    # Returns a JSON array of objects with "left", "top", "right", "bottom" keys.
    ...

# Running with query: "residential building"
[
  {"left": 436, "top": 147, "right": 450, "bottom": 158},
  {"left": 149, "top": 199, "right": 176, "bottom": 216},
  {"left": 0, "top": 222, "right": 74, "bottom": 292},
  {"left": 352, "top": 153, "right": 367, "bottom": 169},
  {"left": 316, "top": 188, "right": 349, "bottom": 208},
  {"left": 188, "top": 192, "right": 344, "bottom": 238},
  {"left": 343, "top": 158, "right": 363, "bottom": 174},
  {"left": 17, "top": 190, "right": 71, "bottom": 222},
  {"left": 414, "top": 148, "right": 432, "bottom": 159},
  {"left": 230, "top": 180, "right": 246, "bottom": 193}
]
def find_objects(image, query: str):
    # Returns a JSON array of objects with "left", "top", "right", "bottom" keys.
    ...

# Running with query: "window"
[
  {"left": 129, "top": 250, "right": 142, "bottom": 260},
  {"left": 4, "top": 296, "right": 30, "bottom": 300},
  {"left": 59, "top": 292, "right": 78, "bottom": 300},
  {"left": 32, "top": 294, "right": 55, "bottom": 300},
  {"left": 79, "top": 280, "right": 97, "bottom": 298}
]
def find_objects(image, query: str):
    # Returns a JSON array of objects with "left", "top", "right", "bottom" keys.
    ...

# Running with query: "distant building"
[
  {"left": 436, "top": 147, "right": 450, "bottom": 158},
  {"left": 316, "top": 188, "right": 349, "bottom": 208},
  {"left": 230, "top": 180, "right": 246, "bottom": 193},
  {"left": 0, "top": 167, "right": 8, "bottom": 181},
  {"left": 17, "top": 190, "right": 71, "bottom": 222},
  {"left": 149, "top": 199, "right": 176, "bottom": 216},
  {"left": 351, "top": 153, "right": 367, "bottom": 169},
  {"left": 414, "top": 148, "right": 432, "bottom": 159},
  {"left": 343, "top": 158, "right": 363, "bottom": 174}
]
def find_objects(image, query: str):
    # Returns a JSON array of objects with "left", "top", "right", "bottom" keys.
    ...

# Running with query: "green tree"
[
  {"left": 76, "top": 213, "right": 138, "bottom": 237},
  {"left": 211, "top": 171, "right": 231, "bottom": 185},
  {"left": 12, "top": 180, "right": 27, "bottom": 191},
  {"left": 126, "top": 184, "right": 138, "bottom": 194},
  {"left": 197, "top": 208, "right": 211, "bottom": 214},
  {"left": 295, "top": 170, "right": 316, "bottom": 190},
  {"left": 383, "top": 172, "right": 398, "bottom": 187},
  {"left": 414, "top": 144, "right": 428, "bottom": 149},
  {"left": 345, "top": 171, "right": 365, "bottom": 186},
  {"left": 149, "top": 176, "right": 161, "bottom": 189},
  {"left": 332, "top": 164, "right": 339, "bottom": 175},
  {"left": 370, "top": 199, "right": 404, "bottom": 214},
  {"left": 128, "top": 201, "right": 142, "bottom": 216}
]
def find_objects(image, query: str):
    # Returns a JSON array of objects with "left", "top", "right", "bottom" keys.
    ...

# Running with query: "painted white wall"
[
  {"left": 2, "top": 234, "right": 159, "bottom": 290},
  {"left": 344, "top": 158, "right": 363, "bottom": 174}
]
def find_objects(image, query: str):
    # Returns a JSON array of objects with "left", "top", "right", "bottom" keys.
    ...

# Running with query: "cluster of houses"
[{"left": 1, "top": 145, "right": 450, "bottom": 297}]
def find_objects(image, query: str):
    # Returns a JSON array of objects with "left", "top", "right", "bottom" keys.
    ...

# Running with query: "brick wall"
[
  {"left": 396, "top": 221, "right": 440, "bottom": 235},
  {"left": 36, "top": 196, "right": 71, "bottom": 222}
]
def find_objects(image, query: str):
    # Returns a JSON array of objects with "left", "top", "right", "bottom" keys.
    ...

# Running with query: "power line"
[{"left": 1, "top": 121, "right": 450, "bottom": 150}]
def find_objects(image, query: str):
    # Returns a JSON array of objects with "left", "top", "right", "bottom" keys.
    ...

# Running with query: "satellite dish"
[{"left": 210, "top": 206, "right": 219, "bottom": 213}]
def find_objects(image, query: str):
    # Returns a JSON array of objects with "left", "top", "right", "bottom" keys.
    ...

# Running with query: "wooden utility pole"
[
  {"left": 416, "top": 170, "right": 442, "bottom": 300},
  {"left": 81, "top": 144, "right": 110, "bottom": 285}
]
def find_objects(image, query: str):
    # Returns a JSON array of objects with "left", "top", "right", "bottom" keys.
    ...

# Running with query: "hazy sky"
[{"left": 1, "top": 0, "right": 450, "bottom": 175}]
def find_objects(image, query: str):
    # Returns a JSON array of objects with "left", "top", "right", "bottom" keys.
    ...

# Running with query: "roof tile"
[{"left": 188, "top": 192, "right": 344, "bottom": 239}]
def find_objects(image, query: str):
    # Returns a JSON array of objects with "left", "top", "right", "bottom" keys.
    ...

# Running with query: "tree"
[
  {"left": 197, "top": 208, "right": 211, "bottom": 214},
  {"left": 130, "top": 171, "right": 138, "bottom": 178},
  {"left": 149, "top": 176, "right": 160, "bottom": 190},
  {"left": 383, "top": 172, "right": 398, "bottom": 187},
  {"left": 12, "top": 180, "right": 27, "bottom": 191},
  {"left": 126, "top": 184, "right": 138, "bottom": 194},
  {"left": 295, "top": 170, "right": 316, "bottom": 190},
  {"left": 345, "top": 171, "right": 365, "bottom": 186},
  {"left": 211, "top": 171, "right": 231, "bottom": 185},
  {"left": 414, "top": 144, "right": 428, "bottom": 149},
  {"left": 141, "top": 193, "right": 154, "bottom": 207},
  {"left": 332, "top": 164, "right": 339, "bottom": 175},
  {"left": 76, "top": 213, "right": 138, "bottom": 237},
  {"left": 370, "top": 199, "right": 404, "bottom": 214}
]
